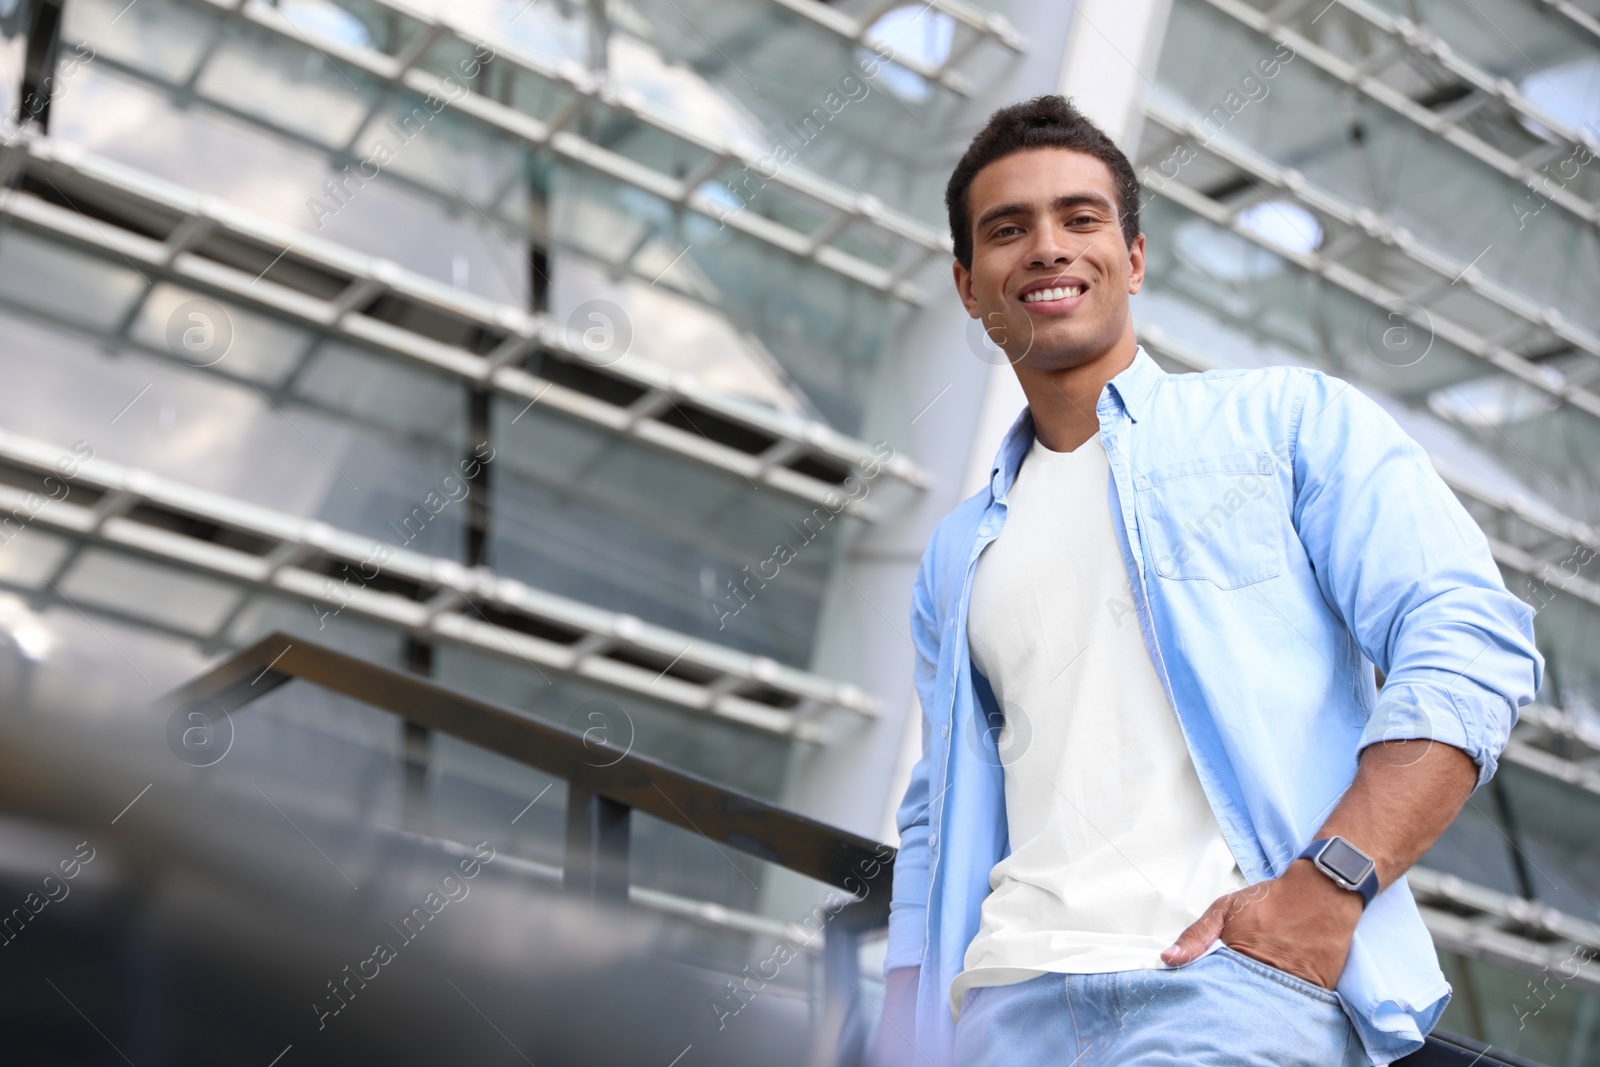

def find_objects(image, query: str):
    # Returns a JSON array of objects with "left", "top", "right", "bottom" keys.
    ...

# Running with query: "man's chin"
[{"left": 1011, "top": 339, "right": 1110, "bottom": 374}]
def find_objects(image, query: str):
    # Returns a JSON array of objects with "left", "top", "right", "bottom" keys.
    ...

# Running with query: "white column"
[{"left": 1058, "top": 0, "right": 1175, "bottom": 149}]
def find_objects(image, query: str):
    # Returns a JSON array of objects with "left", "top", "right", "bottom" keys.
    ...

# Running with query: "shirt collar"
[
  {"left": 987, "top": 345, "right": 1165, "bottom": 500},
  {"left": 1105, "top": 344, "right": 1163, "bottom": 424}
]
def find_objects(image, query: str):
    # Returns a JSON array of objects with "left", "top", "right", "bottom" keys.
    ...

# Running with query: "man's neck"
[{"left": 1015, "top": 332, "right": 1138, "bottom": 453}]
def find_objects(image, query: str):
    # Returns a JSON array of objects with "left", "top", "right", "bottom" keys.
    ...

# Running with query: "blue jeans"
[{"left": 950, "top": 947, "right": 1367, "bottom": 1066}]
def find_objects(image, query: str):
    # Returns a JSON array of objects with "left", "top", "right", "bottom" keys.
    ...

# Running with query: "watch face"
[{"left": 1319, "top": 838, "right": 1374, "bottom": 886}]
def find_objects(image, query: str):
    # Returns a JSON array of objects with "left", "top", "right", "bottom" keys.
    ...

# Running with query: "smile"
[{"left": 1021, "top": 286, "right": 1083, "bottom": 303}]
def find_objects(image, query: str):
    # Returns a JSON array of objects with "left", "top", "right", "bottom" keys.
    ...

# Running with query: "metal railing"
[
  {"left": 163, "top": 632, "right": 1536, "bottom": 1067},
  {"left": 165, "top": 631, "right": 890, "bottom": 1065}
]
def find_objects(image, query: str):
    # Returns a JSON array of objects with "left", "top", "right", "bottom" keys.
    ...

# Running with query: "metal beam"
[
  {"left": 153, "top": 0, "right": 949, "bottom": 300},
  {"left": 1141, "top": 175, "right": 1600, "bottom": 423},
  {"left": 1139, "top": 99, "right": 1600, "bottom": 408},
  {"left": 1319, "top": 0, "right": 1600, "bottom": 173},
  {"left": 563, "top": 783, "right": 631, "bottom": 903},
  {"left": 763, "top": 0, "right": 1025, "bottom": 97},
  {"left": 16, "top": 0, "right": 64, "bottom": 131},
  {"left": 0, "top": 427, "right": 880, "bottom": 738},
  {"left": 1411, "top": 866, "right": 1600, "bottom": 995},
  {"left": 0, "top": 134, "right": 928, "bottom": 515},
  {"left": 1503, "top": 702, "right": 1600, "bottom": 800},
  {"left": 1535, "top": 0, "right": 1600, "bottom": 46},
  {"left": 1197, "top": 0, "right": 1600, "bottom": 234}
]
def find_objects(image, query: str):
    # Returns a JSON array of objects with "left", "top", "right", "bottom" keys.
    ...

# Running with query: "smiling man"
[{"left": 870, "top": 96, "right": 1542, "bottom": 1066}]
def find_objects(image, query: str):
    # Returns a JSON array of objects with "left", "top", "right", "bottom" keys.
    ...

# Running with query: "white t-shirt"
[{"left": 950, "top": 433, "right": 1245, "bottom": 1016}]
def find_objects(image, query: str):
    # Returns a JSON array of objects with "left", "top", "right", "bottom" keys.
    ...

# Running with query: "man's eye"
[{"left": 993, "top": 225, "right": 1021, "bottom": 238}]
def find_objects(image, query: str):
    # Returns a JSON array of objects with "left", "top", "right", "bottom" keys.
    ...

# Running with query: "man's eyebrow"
[
  {"left": 974, "top": 202, "right": 1030, "bottom": 231},
  {"left": 1052, "top": 193, "right": 1116, "bottom": 215},
  {"left": 974, "top": 193, "right": 1117, "bottom": 234}
]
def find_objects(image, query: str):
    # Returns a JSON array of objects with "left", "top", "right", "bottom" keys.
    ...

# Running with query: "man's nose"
[{"left": 1026, "top": 226, "right": 1083, "bottom": 269}]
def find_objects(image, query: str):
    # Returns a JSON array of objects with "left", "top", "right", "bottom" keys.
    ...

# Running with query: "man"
[{"left": 871, "top": 95, "right": 1542, "bottom": 1066}]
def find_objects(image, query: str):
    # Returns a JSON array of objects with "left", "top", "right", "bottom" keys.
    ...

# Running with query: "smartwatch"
[{"left": 1298, "top": 837, "right": 1380, "bottom": 909}]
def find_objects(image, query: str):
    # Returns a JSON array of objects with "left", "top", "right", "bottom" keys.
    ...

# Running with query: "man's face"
[{"left": 953, "top": 148, "right": 1145, "bottom": 372}]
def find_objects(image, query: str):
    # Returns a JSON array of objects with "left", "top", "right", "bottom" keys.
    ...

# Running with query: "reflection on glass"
[
  {"left": 1519, "top": 56, "right": 1600, "bottom": 141},
  {"left": 1235, "top": 200, "right": 1322, "bottom": 255},
  {"left": 863, "top": 5, "right": 952, "bottom": 102}
]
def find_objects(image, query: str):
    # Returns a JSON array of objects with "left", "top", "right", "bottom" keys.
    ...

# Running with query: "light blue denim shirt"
[{"left": 886, "top": 348, "right": 1543, "bottom": 1066}]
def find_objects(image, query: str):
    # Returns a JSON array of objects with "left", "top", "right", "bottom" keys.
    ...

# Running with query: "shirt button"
[
  {"left": 928, "top": 833, "right": 938, "bottom": 848},
  {"left": 978, "top": 525, "right": 991, "bottom": 537},
  {"left": 940, "top": 723, "right": 949, "bottom": 738}
]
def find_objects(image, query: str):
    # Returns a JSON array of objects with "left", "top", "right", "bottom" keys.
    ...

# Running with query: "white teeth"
[{"left": 1022, "top": 286, "right": 1083, "bottom": 302}]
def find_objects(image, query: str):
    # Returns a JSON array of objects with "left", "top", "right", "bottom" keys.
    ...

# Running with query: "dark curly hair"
[{"left": 945, "top": 95, "right": 1141, "bottom": 267}]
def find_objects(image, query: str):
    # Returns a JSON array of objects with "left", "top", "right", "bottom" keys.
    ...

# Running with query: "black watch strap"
[{"left": 1298, "top": 837, "right": 1380, "bottom": 909}]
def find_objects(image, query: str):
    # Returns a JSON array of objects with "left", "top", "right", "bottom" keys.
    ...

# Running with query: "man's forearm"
[{"left": 1312, "top": 737, "right": 1479, "bottom": 889}]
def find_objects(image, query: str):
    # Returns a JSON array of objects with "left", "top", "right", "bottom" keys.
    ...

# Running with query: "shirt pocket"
[{"left": 1133, "top": 450, "right": 1283, "bottom": 590}]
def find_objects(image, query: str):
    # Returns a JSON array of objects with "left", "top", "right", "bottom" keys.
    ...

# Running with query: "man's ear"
[
  {"left": 952, "top": 258, "right": 981, "bottom": 317},
  {"left": 1127, "top": 232, "right": 1147, "bottom": 295}
]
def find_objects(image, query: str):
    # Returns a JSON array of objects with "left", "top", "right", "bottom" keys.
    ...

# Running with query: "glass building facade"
[
  {"left": 1127, "top": 0, "right": 1600, "bottom": 1060},
  {"left": 0, "top": 1, "right": 1024, "bottom": 1057},
  {"left": 0, "top": 0, "right": 1596, "bottom": 1062}
]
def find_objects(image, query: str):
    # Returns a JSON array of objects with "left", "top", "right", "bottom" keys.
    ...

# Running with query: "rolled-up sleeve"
[
  {"left": 1291, "top": 371, "right": 1543, "bottom": 790},
  {"left": 884, "top": 546, "right": 942, "bottom": 973}
]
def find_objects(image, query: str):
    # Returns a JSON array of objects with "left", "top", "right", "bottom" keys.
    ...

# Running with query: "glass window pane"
[
  {"left": 53, "top": 25, "right": 531, "bottom": 305},
  {"left": 61, "top": 0, "right": 219, "bottom": 82},
  {"left": 0, "top": 230, "right": 144, "bottom": 332},
  {"left": 489, "top": 395, "right": 843, "bottom": 665},
  {"left": 58, "top": 548, "right": 245, "bottom": 637},
  {"left": 0, "top": 302, "right": 469, "bottom": 558},
  {"left": 0, "top": 529, "right": 74, "bottom": 590}
]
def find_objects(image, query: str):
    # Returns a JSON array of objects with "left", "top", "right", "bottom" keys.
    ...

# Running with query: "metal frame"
[
  {"left": 0, "top": 134, "right": 928, "bottom": 516},
  {"left": 1138, "top": 99, "right": 1600, "bottom": 419},
  {"left": 1537, "top": 0, "right": 1600, "bottom": 46},
  {"left": 1309, "top": 0, "right": 1600, "bottom": 182},
  {"left": 1507, "top": 702, "right": 1600, "bottom": 799},
  {"left": 370, "top": 822, "right": 831, "bottom": 951},
  {"left": 388, "top": 823, "right": 839, "bottom": 952},
  {"left": 757, "top": 0, "right": 1026, "bottom": 97},
  {"left": 1517, "top": 702, "right": 1600, "bottom": 765},
  {"left": 29, "top": 46, "right": 895, "bottom": 401},
  {"left": 1198, "top": 0, "right": 1600, "bottom": 234},
  {"left": 1411, "top": 865, "right": 1600, "bottom": 997},
  {"left": 0, "top": 427, "right": 880, "bottom": 738},
  {"left": 1139, "top": 171, "right": 1600, "bottom": 425},
  {"left": 144, "top": 0, "right": 951, "bottom": 301}
]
